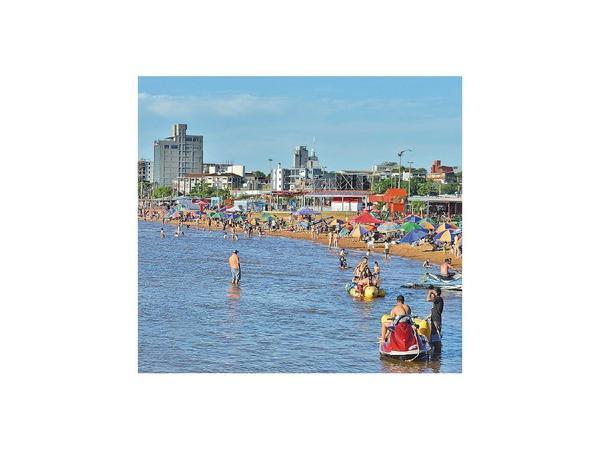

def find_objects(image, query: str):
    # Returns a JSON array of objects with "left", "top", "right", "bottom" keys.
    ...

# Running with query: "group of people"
[
  {"left": 378, "top": 286, "right": 444, "bottom": 345},
  {"left": 351, "top": 257, "right": 381, "bottom": 295}
]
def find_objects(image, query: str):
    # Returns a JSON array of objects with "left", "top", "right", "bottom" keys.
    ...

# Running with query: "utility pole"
[
  {"left": 397, "top": 149, "right": 412, "bottom": 189},
  {"left": 407, "top": 161, "right": 413, "bottom": 196}
]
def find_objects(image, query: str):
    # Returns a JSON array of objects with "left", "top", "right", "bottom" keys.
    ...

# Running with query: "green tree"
[
  {"left": 373, "top": 178, "right": 392, "bottom": 194},
  {"left": 153, "top": 186, "right": 173, "bottom": 198},
  {"left": 253, "top": 170, "right": 267, "bottom": 179}
]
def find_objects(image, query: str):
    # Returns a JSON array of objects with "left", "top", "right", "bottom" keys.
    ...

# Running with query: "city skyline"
[{"left": 138, "top": 76, "right": 461, "bottom": 172}]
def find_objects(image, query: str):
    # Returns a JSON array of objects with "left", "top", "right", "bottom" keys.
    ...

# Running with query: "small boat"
[
  {"left": 402, "top": 272, "right": 462, "bottom": 291},
  {"left": 379, "top": 315, "right": 431, "bottom": 361}
]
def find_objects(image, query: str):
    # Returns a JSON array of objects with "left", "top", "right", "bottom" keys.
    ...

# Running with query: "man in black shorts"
[{"left": 427, "top": 286, "right": 444, "bottom": 342}]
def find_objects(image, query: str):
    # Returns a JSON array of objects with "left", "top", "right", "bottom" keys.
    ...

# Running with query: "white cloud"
[{"left": 138, "top": 92, "right": 289, "bottom": 117}]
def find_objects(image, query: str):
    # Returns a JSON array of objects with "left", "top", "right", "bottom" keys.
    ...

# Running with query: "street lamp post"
[
  {"left": 407, "top": 161, "right": 413, "bottom": 212},
  {"left": 397, "top": 149, "right": 412, "bottom": 189}
]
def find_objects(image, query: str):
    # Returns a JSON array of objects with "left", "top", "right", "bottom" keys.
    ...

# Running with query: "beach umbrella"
[
  {"left": 339, "top": 228, "right": 351, "bottom": 237},
  {"left": 435, "top": 222, "right": 458, "bottom": 233},
  {"left": 403, "top": 215, "right": 423, "bottom": 223},
  {"left": 327, "top": 218, "right": 345, "bottom": 226},
  {"left": 298, "top": 220, "right": 310, "bottom": 229},
  {"left": 400, "top": 222, "right": 425, "bottom": 232},
  {"left": 399, "top": 228, "right": 428, "bottom": 244},
  {"left": 419, "top": 220, "right": 435, "bottom": 231},
  {"left": 294, "top": 207, "right": 320, "bottom": 216},
  {"left": 377, "top": 221, "right": 402, "bottom": 233},
  {"left": 350, "top": 225, "right": 370, "bottom": 238},
  {"left": 353, "top": 211, "right": 384, "bottom": 224},
  {"left": 434, "top": 229, "right": 454, "bottom": 243}
]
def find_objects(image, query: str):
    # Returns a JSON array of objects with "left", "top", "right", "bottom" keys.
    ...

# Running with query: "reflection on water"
[{"left": 139, "top": 221, "right": 462, "bottom": 373}]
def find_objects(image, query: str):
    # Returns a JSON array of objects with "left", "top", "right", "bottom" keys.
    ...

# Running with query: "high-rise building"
[
  {"left": 138, "top": 159, "right": 153, "bottom": 182},
  {"left": 153, "top": 124, "right": 203, "bottom": 186},
  {"left": 292, "top": 145, "right": 309, "bottom": 168}
]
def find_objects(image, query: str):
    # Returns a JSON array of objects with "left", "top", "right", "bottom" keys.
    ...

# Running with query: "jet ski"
[
  {"left": 402, "top": 272, "right": 462, "bottom": 291},
  {"left": 379, "top": 315, "right": 431, "bottom": 361}
]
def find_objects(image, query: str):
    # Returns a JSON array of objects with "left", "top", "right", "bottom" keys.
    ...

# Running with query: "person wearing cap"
[
  {"left": 379, "top": 295, "right": 412, "bottom": 343},
  {"left": 228, "top": 250, "right": 241, "bottom": 284}
]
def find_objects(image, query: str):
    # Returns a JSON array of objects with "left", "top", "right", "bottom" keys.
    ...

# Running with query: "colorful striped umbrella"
[
  {"left": 435, "top": 222, "right": 458, "bottom": 233},
  {"left": 434, "top": 229, "right": 454, "bottom": 243},
  {"left": 350, "top": 225, "right": 370, "bottom": 238}
]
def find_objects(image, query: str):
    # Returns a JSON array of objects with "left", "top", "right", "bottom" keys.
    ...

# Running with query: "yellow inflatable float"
[{"left": 348, "top": 285, "right": 386, "bottom": 301}]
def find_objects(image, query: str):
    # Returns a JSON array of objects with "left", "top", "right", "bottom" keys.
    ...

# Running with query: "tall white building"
[{"left": 153, "top": 124, "right": 203, "bottom": 186}]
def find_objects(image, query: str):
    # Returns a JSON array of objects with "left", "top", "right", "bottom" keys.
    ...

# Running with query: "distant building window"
[
  {"left": 164, "top": 145, "right": 168, "bottom": 149},
  {"left": 171, "top": 145, "right": 178, "bottom": 149}
]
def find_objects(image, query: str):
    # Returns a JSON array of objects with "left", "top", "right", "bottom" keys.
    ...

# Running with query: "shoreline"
[{"left": 140, "top": 217, "right": 462, "bottom": 269}]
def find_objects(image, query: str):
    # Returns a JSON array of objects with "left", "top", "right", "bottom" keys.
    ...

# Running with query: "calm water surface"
[{"left": 138, "top": 221, "right": 462, "bottom": 373}]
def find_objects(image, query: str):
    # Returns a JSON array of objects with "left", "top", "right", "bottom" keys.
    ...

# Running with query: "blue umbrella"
[
  {"left": 404, "top": 215, "right": 423, "bottom": 223},
  {"left": 294, "top": 207, "right": 320, "bottom": 216},
  {"left": 399, "top": 229, "right": 428, "bottom": 243}
]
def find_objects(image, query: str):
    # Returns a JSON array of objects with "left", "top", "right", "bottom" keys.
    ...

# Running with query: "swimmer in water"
[
  {"left": 160, "top": 228, "right": 165, "bottom": 239},
  {"left": 423, "top": 259, "right": 432, "bottom": 268}
]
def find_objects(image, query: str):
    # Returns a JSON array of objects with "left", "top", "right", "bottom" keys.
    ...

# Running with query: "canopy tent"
[
  {"left": 377, "top": 222, "right": 402, "bottom": 233},
  {"left": 403, "top": 215, "right": 423, "bottom": 223},
  {"left": 398, "top": 228, "right": 428, "bottom": 244},
  {"left": 350, "top": 225, "right": 370, "bottom": 238},
  {"left": 226, "top": 205, "right": 242, "bottom": 213},
  {"left": 352, "top": 211, "right": 384, "bottom": 224},
  {"left": 400, "top": 222, "right": 425, "bottom": 232}
]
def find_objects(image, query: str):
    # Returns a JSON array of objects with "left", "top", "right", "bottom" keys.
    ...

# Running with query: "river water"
[{"left": 138, "top": 221, "right": 462, "bottom": 373}]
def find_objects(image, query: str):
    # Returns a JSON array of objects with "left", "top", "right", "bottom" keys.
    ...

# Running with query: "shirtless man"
[
  {"left": 440, "top": 258, "right": 456, "bottom": 278},
  {"left": 379, "top": 295, "right": 412, "bottom": 343},
  {"left": 228, "top": 250, "right": 241, "bottom": 284},
  {"left": 160, "top": 227, "right": 165, "bottom": 239}
]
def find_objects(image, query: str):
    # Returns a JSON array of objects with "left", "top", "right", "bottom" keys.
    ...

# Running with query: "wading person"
[
  {"left": 440, "top": 258, "right": 456, "bottom": 278},
  {"left": 379, "top": 295, "right": 412, "bottom": 343},
  {"left": 228, "top": 250, "right": 241, "bottom": 285},
  {"left": 383, "top": 240, "right": 390, "bottom": 260},
  {"left": 427, "top": 287, "right": 444, "bottom": 340},
  {"left": 160, "top": 227, "right": 165, "bottom": 239},
  {"left": 373, "top": 261, "right": 381, "bottom": 287}
]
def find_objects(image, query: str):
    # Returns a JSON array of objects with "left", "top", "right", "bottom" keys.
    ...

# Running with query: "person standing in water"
[
  {"left": 160, "top": 227, "right": 165, "bottom": 239},
  {"left": 383, "top": 240, "right": 390, "bottom": 260},
  {"left": 372, "top": 261, "right": 381, "bottom": 287},
  {"left": 427, "top": 286, "right": 444, "bottom": 340},
  {"left": 228, "top": 250, "right": 241, "bottom": 284}
]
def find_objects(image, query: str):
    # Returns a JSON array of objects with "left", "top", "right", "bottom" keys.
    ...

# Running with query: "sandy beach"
[{"left": 140, "top": 216, "right": 462, "bottom": 269}]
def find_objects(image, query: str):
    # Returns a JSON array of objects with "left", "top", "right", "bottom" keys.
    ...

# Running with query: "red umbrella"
[{"left": 352, "top": 211, "right": 384, "bottom": 224}]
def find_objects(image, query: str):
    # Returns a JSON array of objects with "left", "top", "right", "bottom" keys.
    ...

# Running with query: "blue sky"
[{"left": 138, "top": 77, "right": 461, "bottom": 173}]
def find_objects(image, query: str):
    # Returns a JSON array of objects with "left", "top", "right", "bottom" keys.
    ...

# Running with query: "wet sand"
[{"left": 141, "top": 216, "right": 462, "bottom": 269}]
